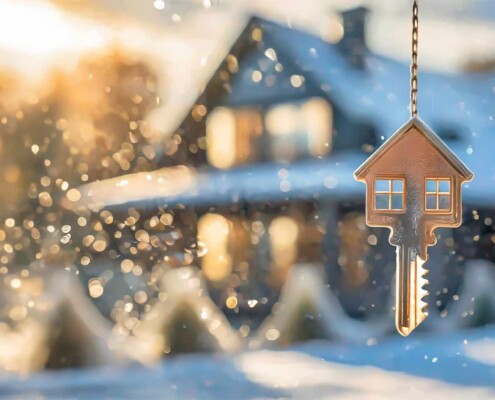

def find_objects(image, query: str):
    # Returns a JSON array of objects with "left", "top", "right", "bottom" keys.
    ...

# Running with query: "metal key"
[
  {"left": 354, "top": 118, "right": 473, "bottom": 335},
  {"left": 395, "top": 244, "right": 428, "bottom": 335}
]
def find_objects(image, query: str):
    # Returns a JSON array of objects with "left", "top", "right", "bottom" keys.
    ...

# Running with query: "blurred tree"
[{"left": 0, "top": 48, "right": 164, "bottom": 273}]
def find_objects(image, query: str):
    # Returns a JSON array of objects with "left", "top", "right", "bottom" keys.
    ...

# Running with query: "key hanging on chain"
[{"left": 354, "top": 0, "right": 473, "bottom": 336}]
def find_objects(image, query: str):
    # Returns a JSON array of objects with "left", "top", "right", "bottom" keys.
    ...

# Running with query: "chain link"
[{"left": 410, "top": 0, "right": 419, "bottom": 118}]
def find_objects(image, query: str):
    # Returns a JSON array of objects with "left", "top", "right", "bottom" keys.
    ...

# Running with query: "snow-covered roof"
[
  {"left": 227, "top": 17, "right": 493, "bottom": 131},
  {"left": 66, "top": 16, "right": 495, "bottom": 212},
  {"left": 64, "top": 154, "right": 364, "bottom": 213},
  {"left": 242, "top": 17, "right": 492, "bottom": 203}
]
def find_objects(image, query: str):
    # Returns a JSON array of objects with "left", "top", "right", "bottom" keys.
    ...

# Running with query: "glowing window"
[
  {"left": 197, "top": 213, "right": 232, "bottom": 282},
  {"left": 269, "top": 216, "right": 299, "bottom": 283},
  {"left": 265, "top": 97, "right": 332, "bottom": 162},
  {"left": 206, "top": 107, "right": 262, "bottom": 169},
  {"left": 374, "top": 178, "right": 405, "bottom": 211},
  {"left": 425, "top": 178, "right": 451, "bottom": 212}
]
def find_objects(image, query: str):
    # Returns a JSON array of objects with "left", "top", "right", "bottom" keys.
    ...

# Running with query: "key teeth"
[
  {"left": 418, "top": 258, "right": 429, "bottom": 322},
  {"left": 419, "top": 264, "right": 430, "bottom": 294},
  {"left": 395, "top": 252, "right": 430, "bottom": 336}
]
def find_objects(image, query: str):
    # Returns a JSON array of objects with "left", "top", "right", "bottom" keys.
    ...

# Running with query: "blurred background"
[{"left": 1, "top": 0, "right": 495, "bottom": 398}]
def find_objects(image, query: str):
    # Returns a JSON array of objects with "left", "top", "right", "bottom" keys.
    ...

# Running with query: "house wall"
[{"left": 331, "top": 111, "right": 376, "bottom": 152}]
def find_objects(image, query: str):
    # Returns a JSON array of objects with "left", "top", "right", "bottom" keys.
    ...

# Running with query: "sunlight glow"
[{"left": 0, "top": 1, "right": 109, "bottom": 57}]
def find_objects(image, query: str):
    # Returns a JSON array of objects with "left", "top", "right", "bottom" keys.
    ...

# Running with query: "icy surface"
[{"left": 2, "top": 326, "right": 495, "bottom": 399}]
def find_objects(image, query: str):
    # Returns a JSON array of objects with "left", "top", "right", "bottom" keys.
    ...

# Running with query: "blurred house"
[
  {"left": 156, "top": 7, "right": 478, "bottom": 320},
  {"left": 73, "top": 6, "right": 495, "bottom": 330},
  {"left": 167, "top": 8, "right": 390, "bottom": 321}
]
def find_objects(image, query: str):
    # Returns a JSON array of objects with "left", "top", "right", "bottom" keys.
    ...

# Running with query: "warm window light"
[
  {"left": 302, "top": 98, "right": 333, "bottom": 156},
  {"left": 269, "top": 216, "right": 299, "bottom": 283},
  {"left": 266, "top": 97, "right": 332, "bottom": 162},
  {"left": 197, "top": 213, "right": 232, "bottom": 282},
  {"left": 206, "top": 107, "right": 262, "bottom": 169},
  {"left": 265, "top": 104, "right": 300, "bottom": 136},
  {"left": 206, "top": 108, "right": 237, "bottom": 169},
  {"left": 265, "top": 103, "right": 301, "bottom": 163}
]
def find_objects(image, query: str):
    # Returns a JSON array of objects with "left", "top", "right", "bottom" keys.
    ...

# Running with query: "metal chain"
[{"left": 410, "top": 0, "right": 419, "bottom": 118}]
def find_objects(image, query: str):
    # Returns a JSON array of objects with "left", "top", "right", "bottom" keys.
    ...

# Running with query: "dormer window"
[
  {"left": 374, "top": 178, "right": 405, "bottom": 212},
  {"left": 425, "top": 178, "right": 451, "bottom": 212}
]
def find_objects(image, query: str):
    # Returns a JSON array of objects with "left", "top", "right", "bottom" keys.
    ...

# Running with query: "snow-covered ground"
[{"left": 2, "top": 326, "right": 495, "bottom": 399}]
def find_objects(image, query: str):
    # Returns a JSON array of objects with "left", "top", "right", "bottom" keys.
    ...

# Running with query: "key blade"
[{"left": 395, "top": 245, "right": 429, "bottom": 336}]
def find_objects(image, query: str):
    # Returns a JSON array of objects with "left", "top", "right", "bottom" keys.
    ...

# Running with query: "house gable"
[
  {"left": 170, "top": 16, "right": 378, "bottom": 167},
  {"left": 354, "top": 117, "right": 473, "bottom": 181},
  {"left": 225, "top": 24, "right": 322, "bottom": 107}
]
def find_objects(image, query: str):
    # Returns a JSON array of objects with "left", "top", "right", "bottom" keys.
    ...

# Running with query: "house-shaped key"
[{"left": 354, "top": 117, "right": 473, "bottom": 336}]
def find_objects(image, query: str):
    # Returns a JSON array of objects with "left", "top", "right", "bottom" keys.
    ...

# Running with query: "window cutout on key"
[
  {"left": 374, "top": 178, "right": 405, "bottom": 211},
  {"left": 375, "top": 179, "right": 390, "bottom": 192},
  {"left": 375, "top": 194, "right": 389, "bottom": 210},
  {"left": 392, "top": 180, "right": 403, "bottom": 192},
  {"left": 438, "top": 180, "right": 450, "bottom": 193},
  {"left": 425, "top": 178, "right": 452, "bottom": 212},
  {"left": 439, "top": 195, "right": 450, "bottom": 210},
  {"left": 426, "top": 194, "right": 436, "bottom": 210},
  {"left": 426, "top": 179, "right": 436, "bottom": 192},
  {"left": 391, "top": 194, "right": 403, "bottom": 210}
]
